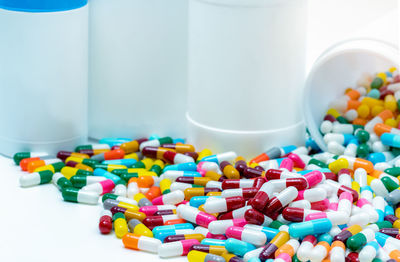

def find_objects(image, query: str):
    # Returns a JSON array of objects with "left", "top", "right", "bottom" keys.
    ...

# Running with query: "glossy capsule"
[
  {"left": 113, "top": 212, "right": 128, "bottom": 238},
  {"left": 61, "top": 166, "right": 91, "bottom": 179},
  {"left": 103, "top": 199, "right": 139, "bottom": 212},
  {"left": 27, "top": 158, "right": 59, "bottom": 173},
  {"left": 184, "top": 187, "right": 221, "bottom": 200},
  {"left": 259, "top": 231, "right": 290, "bottom": 261},
  {"left": 119, "top": 138, "right": 148, "bottom": 153},
  {"left": 221, "top": 188, "right": 258, "bottom": 200},
  {"left": 288, "top": 218, "right": 332, "bottom": 238},
  {"left": 266, "top": 187, "right": 298, "bottom": 215},
  {"left": 57, "top": 151, "right": 89, "bottom": 161},
  {"left": 98, "top": 210, "right": 113, "bottom": 234},
  {"left": 52, "top": 172, "right": 73, "bottom": 190},
  {"left": 203, "top": 196, "right": 245, "bottom": 213},
  {"left": 102, "top": 193, "right": 137, "bottom": 206},
  {"left": 158, "top": 239, "right": 200, "bottom": 257},
  {"left": 309, "top": 241, "right": 330, "bottom": 262},
  {"left": 225, "top": 226, "right": 266, "bottom": 246},
  {"left": 110, "top": 206, "right": 146, "bottom": 221},
  {"left": 19, "top": 170, "right": 53, "bottom": 187},
  {"left": 35, "top": 162, "right": 65, "bottom": 174},
  {"left": 189, "top": 244, "right": 228, "bottom": 256},
  {"left": 275, "top": 239, "right": 299, "bottom": 258},
  {"left": 61, "top": 187, "right": 99, "bottom": 204},
  {"left": 81, "top": 179, "right": 115, "bottom": 195},
  {"left": 225, "top": 238, "right": 256, "bottom": 257},
  {"left": 208, "top": 219, "right": 247, "bottom": 235},
  {"left": 142, "top": 214, "right": 180, "bottom": 228},
  {"left": 176, "top": 176, "right": 211, "bottom": 186},
  {"left": 65, "top": 161, "right": 93, "bottom": 172},
  {"left": 13, "top": 152, "right": 48, "bottom": 165},
  {"left": 139, "top": 205, "right": 176, "bottom": 216},
  {"left": 164, "top": 233, "right": 205, "bottom": 243},
  {"left": 187, "top": 250, "right": 225, "bottom": 262},
  {"left": 296, "top": 235, "right": 317, "bottom": 262},
  {"left": 177, "top": 205, "right": 216, "bottom": 228},
  {"left": 244, "top": 209, "right": 273, "bottom": 227},
  {"left": 152, "top": 190, "right": 185, "bottom": 205},
  {"left": 90, "top": 149, "right": 125, "bottom": 161},
  {"left": 122, "top": 233, "right": 161, "bottom": 253},
  {"left": 127, "top": 219, "right": 153, "bottom": 237},
  {"left": 134, "top": 193, "right": 153, "bottom": 207},
  {"left": 282, "top": 207, "right": 320, "bottom": 222},
  {"left": 346, "top": 228, "right": 375, "bottom": 251}
]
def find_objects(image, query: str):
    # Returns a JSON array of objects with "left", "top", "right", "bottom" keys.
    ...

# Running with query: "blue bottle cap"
[{"left": 0, "top": 0, "right": 87, "bottom": 12}]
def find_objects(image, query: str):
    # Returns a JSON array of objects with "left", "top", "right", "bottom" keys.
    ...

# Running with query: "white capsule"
[
  {"left": 301, "top": 188, "right": 327, "bottom": 202},
  {"left": 208, "top": 220, "right": 236, "bottom": 235},
  {"left": 243, "top": 247, "right": 264, "bottom": 262},
  {"left": 206, "top": 181, "right": 222, "bottom": 189},
  {"left": 309, "top": 241, "right": 330, "bottom": 262},
  {"left": 370, "top": 179, "right": 390, "bottom": 197},
  {"left": 297, "top": 237, "right": 315, "bottom": 262},
  {"left": 329, "top": 243, "right": 345, "bottom": 262},
  {"left": 289, "top": 200, "right": 311, "bottom": 209},
  {"left": 113, "top": 183, "right": 126, "bottom": 197},
  {"left": 19, "top": 173, "right": 42, "bottom": 187},
  {"left": 320, "top": 121, "right": 333, "bottom": 134},
  {"left": 327, "top": 141, "right": 345, "bottom": 155},
  {"left": 160, "top": 190, "right": 185, "bottom": 205},
  {"left": 170, "top": 182, "right": 193, "bottom": 191},
  {"left": 203, "top": 198, "right": 228, "bottom": 213},
  {"left": 77, "top": 190, "right": 100, "bottom": 204},
  {"left": 344, "top": 109, "right": 358, "bottom": 121},
  {"left": 127, "top": 181, "right": 139, "bottom": 198},
  {"left": 372, "top": 141, "right": 390, "bottom": 153},
  {"left": 347, "top": 212, "right": 370, "bottom": 227},
  {"left": 332, "top": 123, "right": 355, "bottom": 134}
]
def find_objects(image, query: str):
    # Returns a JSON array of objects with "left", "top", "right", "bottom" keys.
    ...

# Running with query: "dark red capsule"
[
  {"left": 282, "top": 207, "right": 305, "bottom": 222},
  {"left": 244, "top": 209, "right": 273, "bottom": 226},
  {"left": 110, "top": 206, "right": 127, "bottom": 215},
  {"left": 226, "top": 196, "right": 245, "bottom": 211},
  {"left": 243, "top": 167, "right": 263, "bottom": 178},
  {"left": 141, "top": 146, "right": 158, "bottom": 158},
  {"left": 111, "top": 145, "right": 120, "bottom": 150},
  {"left": 142, "top": 216, "right": 165, "bottom": 229},
  {"left": 379, "top": 228, "right": 400, "bottom": 237},
  {"left": 154, "top": 209, "right": 176, "bottom": 216},
  {"left": 235, "top": 160, "right": 247, "bottom": 174},
  {"left": 251, "top": 191, "right": 270, "bottom": 212},
  {"left": 323, "top": 171, "right": 337, "bottom": 181},
  {"left": 164, "top": 235, "right": 186, "bottom": 243},
  {"left": 333, "top": 229, "right": 353, "bottom": 242},
  {"left": 185, "top": 152, "right": 198, "bottom": 161},
  {"left": 345, "top": 252, "right": 359, "bottom": 262},
  {"left": 324, "top": 114, "right": 337, "bottom": 122},
  {"left": 265, "top": 169, "right": 284, "bottom": 180},
  {"left": 259, "top": 243, "right": 278, "bottom": 261},
  {"left": 253, "top": 177, "right": 266, "bottom": 189},
  {"left": 337, "top": 185, "right": 359, "bottom": 202},
  {"left": 241, "top": 188, "right": 258, "bottom": 199},
  {"left": 99, "top": 215, "right": 113, "bottom": 234},
  {"left": 286, "top": 178, "right": 308, "bottom": 190}
]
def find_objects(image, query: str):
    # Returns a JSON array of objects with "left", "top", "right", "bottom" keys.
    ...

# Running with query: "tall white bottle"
[
  {"left": 0, "top": 0, "right": 88, "bottom": 157},
  {"left": 89, "top": 0, "right": 188, "bottom": 140},
  {"left": 187, "top": 0, "right": 307, "bottom": 157}
]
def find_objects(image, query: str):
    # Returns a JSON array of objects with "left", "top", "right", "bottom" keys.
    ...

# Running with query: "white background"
[{"left": 1, "top": 0, "right": 399, "bottom": 261}]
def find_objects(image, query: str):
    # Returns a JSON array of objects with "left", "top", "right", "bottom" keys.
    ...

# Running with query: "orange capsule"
[
  {"left": 20, "top": 157, "right": 40, "bottom": 171},
  {"left": 347, "top": 100, "right": 362, "bottom": 110},
  {"left": 145, "top": 186, "right": 161, "bottom": 200},
  {"left": 220, "top": 161, "right": 240, "bottom": 179},
  {"left": 161, "top": 143, "right": 195, "bottom": 153},
  {"left": 27, "top": 159, "right": 59, "bottom": 173},
  {"left": 137, "top": 176, "right": 158, "bottom": 188},
  {"left": 353, "top": 118, "right": 368, "bottom": 126},
  {"left": 164, "top": 219, "right": 187, "bottom": 225}
]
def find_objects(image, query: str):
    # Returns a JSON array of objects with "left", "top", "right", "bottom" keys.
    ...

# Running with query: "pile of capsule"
[{"left": 12, "top": 68, "right": 400, "bottom": 262}]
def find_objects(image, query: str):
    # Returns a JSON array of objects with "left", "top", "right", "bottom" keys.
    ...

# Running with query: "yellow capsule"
[
  {"left": 357, "top": 104, "right": 370, "bottom": 119},
  {"left": 35, "top": 164, "right": 57, "bottom": 173},
  {"left": 208, "top": 246, "right": 228, "bottom": 255},
  {"left": 221, "top": 253, "right": 238, "bottom": 262},
  {"left": 152, "top": 159, "right": 165, "bottom": 169},
  {"left": 389, "top": 67, "right": 397, "bottom": 73},
  {"left": 326, "top": 108, "right": 341, "bottom": 118},
  {"left": 328, "top": 158, "right": 349, "bottom": 174},
  {"left": 188, "top": 250, "right": 224, "bottom": 262},
  {"left": 120, "top": 140, "right": 141, "bottom": 154},
  {"left": 205, "top": 171, "right": 223, "bottom": 181},
  {"left": 362, "top": 97, "right": 384, "bottom": 108},
  {"left": 113, "top": 213, "right": 129, "bottom": 239},
  {"left": 141, "top": 158, "right": 154, "bottom": 170},
  {"left": 377, "top": 72, "right": 387, "bottom": 83},
  {"left": 395, "top": 207, "right": 400, "bottom": 218},
  {"left": 60, "top": 166, "right": 81, "bottom": 179},
  {"left": 366, "top": 175, "right": 376, "bottom": 185},
  {"left": 371, "top": 105, "right": 384, "bottom": 117},
  {"left": 249, "top": 162, "right": 259, "bottom": 168},
  {"left": 384, "top": 95, "right": 397, "bottom": 112},
  {"left": 128, "top": 219, "right": 153, "bottom": 237},
  {"left": 351, "top": 181, "right": 360, "bottom": 195},
  {"left": 184, "top": 188, "right": 208, "bottom": 200},
  {"left": 117, "top": 201, "right": 140, "bottom": 212},
  {"left": 134, "top": 193, "right": 147, "bottom": 202},
  {"left": 160, "top": 179, "right": 172, "bottom": 194},
  {"left": 385, "top": 118, "right": 398, "bottom": 128},
  {"left": 182, "top": 234, "right": 205, "bottom": 242},
  {"left": 347, "top": 224, "right": 363, "bottom": 235},
  {"left": 198, "top": 149, "right": 213, "bottom": 161},
  {"left": 124, "top": 152, "right": 141, "bottom": 161},
  {"left": 271, "top": 231, "right": 290, "bottom": 248},
  {"left": 207, "top": 191, "right": 222, "bottom": 197},
  {"left": 192, "top": 177, "right": 212, "bottom": 186}
]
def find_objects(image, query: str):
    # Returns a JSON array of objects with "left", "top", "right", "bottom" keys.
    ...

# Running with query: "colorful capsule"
[
  {"left": 200, "top": 152, "right": 237, "bottom": 164},
  {"left": 225, "top": 238, "right": 256, "bottom": 257},
  {"left": 142, "top": 214, "right": 180, "bottom": 228},
  {"left": 90, "top": 149, "right": 125, "bottom": 161},
  {"left": 19, "top": 170, "right": 53, "bottom": 187},
  {"left": 203, "top": 196, "right": 245, "bottom": 213},
  {"left": 127, "top": 218, "right": 152, "bottom": 237},
  {"left": 119, "top": 138, "right": 148, "bottom": 154},
  {"left": 57, "top": 151, "right": 89, "bottom": 161},
  {"left": 102, "top": 193, "right": 137, "bottom": 206},
  {"left": 35, "top": 162, "right": 65, "bottom": 174},
  {"left": 208, "top": 219, "right": 247, "bottom": 235},
  {"left": 52, "top": 172, "right": 73, "bottom": 190},
  {"left": 62, "top": 187, "right": 99, "bottom": 205},
  {"left": 98, "top": 210, "right": 113, "bottom": 234},
  {"left": 259, "top": 231, "right": 290, "bottom": 261},
  {"left": 139, "top": 205, "right": 176, "bottom": 216},
  {"left": 13, "top": 152, "right": 48, "bottom": 165},
  {"left": 275, "top": 239, "right": 299, "bottom": 258},
  {"left": 288, "top": 218, "right": 332, "bottom": 238},
  {"left": 296, "top": 235, "right": 317, "bottom": 262},
  {"left": 158, "top": 239, "right": 200, "bottom": 257},
  {"left": 152, "top": 190, "right": 185, "bottom": 205},
  {"left": 164, "top": 233, "right": 205, "bottom": 243},
  {"left": 122, "top": 233, "right": 161, "bottom": 253},
  {"left": 265, "top": 187, "right": 298, "bottom": 215},
  {"left": 61, "top": 166, "right": 91, "bottom": 179},
  {"left": 225, "top": 226, "right": 266, "bottom": 246},
  {"left": 187, "top": 250, "right": 225, "bottom": 262},
  {"left": 177, "top": 205, "right": 217, "bottom": 228}
]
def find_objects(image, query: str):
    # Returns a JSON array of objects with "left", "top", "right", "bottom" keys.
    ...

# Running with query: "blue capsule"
[
  {"left": 225, "top": 238, "right": 256, "bottom": 257},
  {"left": 381, "top": 133, "right": 400, "bottom": 148},
  {"left": 288, "top": 218, "right": 332, "bottom": 238},
  {"left": 163, "top": 162, "right": 198, "bottom": 172},
  {"left": 99, "top": 137, "right": 131, "bottom": 147},
  {"left": 93, "top": 168, "right": 121, "bottom": 184},
  {"left": 317, "top": 233, "right": 333, "bottom": 244},
  {"left": 385, "top": 205, "right": 395, "bottom": 216},
  {"left": 201, "top": 238, "right": 226, "bottom": 247},
  {"left": 367, "top": 152, "right": 394, "bottom": 164},
  {"left": 152, "top": 223, "right": 194, "bottom": 235},
  {"left": 102, "top": 158, "right": 137, "bottom": 167}
]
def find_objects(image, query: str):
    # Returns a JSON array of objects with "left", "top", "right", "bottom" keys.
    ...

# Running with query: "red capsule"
[
  {"left": 265, "top": 187, "right": 298, "bottom": 216},
  {"left": 99, "top": 212, "right": 113, "bottom": 234},
  {"left": 310, "top": 199, "right": 330, "bottom": 211},
  {"left": 226, "top": 196, "right": 246, "bottom": 211},
  {"left": 345, "top": 252, "right": 359, "bottom": 262},
  {"left": 254, "top": 166, "right": 265, "bottom": 172},
  {"left": 244, "top": 209, "right": 273, "bottom": 227},
  {"left": 235, "top": 160, "right": 247, "bottom": 174},
  {"left": 142, "top": 215, "right": 179, "bottom": 229},
  {"left": 185, "top": 152, "right": 199, "bottom": 161},
  {"left": 222, "top": 179, "right": 256, "bottom": 189},
  {"left": 323, "top": 171, "right": 337, "bottom": 181},
  {"left": 284, "top": 178, "right": 308, "bottom": 190},
  {"left": 253, "top": 177, "right": 266, "bottom": 189},
  {"left": 282, "top": 207, "right": 320, "bottom": 222},
  {"left": 324, "top": 114, "right": 336, "bottom": 122},
  {"left": 111, "top": 145, "right": 120, "bottom": 150}
]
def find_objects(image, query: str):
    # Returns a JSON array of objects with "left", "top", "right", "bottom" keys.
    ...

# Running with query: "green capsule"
[
  {"left": 120, "top": 173, "right": 139, "bottom": 182},
  {"left": 371, "top": 77, "right": 384, "bottom": 89},
  {"left": 336, "top": 116, "right": 349, "bottom": 124},
  {"left": 80, "top": 158, "right": 99, "bottom": 168},
  {"left": 13, "top": 152, "right": 30, "bottom": 165},
  {"left": 131, "top": 161, "right": 146, "bottom": 169},
  {"left": 269, "top": 220, "right": 285, "bottom": 230},
  {"left": 308, "top": 159, "right": 328, "bottom": 168},
  {"left": 54, "top": 173, "right": 73, "bottom": 190},
  {"left": 292, "top": 254, "right": 301, "bottom": 262},
  {"left": 61, "top": 187, "right": 99, "bottom": 204},
  {"left": 381, "top": 176, "right": 399, "bottom": 192},
  {"left": 372, "top": 259, "right": 383, "bottom": 262},
  {"left": 346, "top": 231, "right": 367, "bottom": 251},
  {"left": 355, "top": 129, "right": 370, "bottom": 143},
  {"left": 356, "top": 143, "right": 370, "bottom": 159},
  {"left": 374, "top": 221, "right": 392, "bottom": 229},
  {"left": 19, "top": 170, "right": 54, "bottom": 187},
  {"left": 149, "top": 164, "right": 163, "bottom": 176},
  {"left": 158, "top": 136, "right": 173, "bottom": 145},
  {"left": 69, "top": 174, "right": 106, "bottom": 188},
  {"left": 384, "top": 167, "right": 400, "bottom": 177}
]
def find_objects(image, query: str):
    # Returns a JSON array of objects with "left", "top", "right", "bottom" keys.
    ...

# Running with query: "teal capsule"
[
  {"left": 385, "top": 167, "right": 400, "bottom": 177},
  {"left": 225, "top": 238, "right": 256, "bottom": 257},
  {"left": 99, "top": 137, "right": 131, "bottom": 147},
  {"left": 288, "top": 219, "right": 332, "bottom": 238},
  {"left": 152, "top": 223, "right": 194, "bottom": 235},
  {"left": 102, "top": 158, "right": 137, "bottom": 167},
  {"left": 381, "top": 176, "right": 400, "bottom": 192},
  {"left": 93, "top": 168, "right": 122, "bottom": 184},
  {"left": 201, "top": 238, "right": 226, "bottom": 247},
  {"left": 317, "top": 233, "right": 333, "bottom": 244},
  {"left": 163, "top": 162, "right": 198, "bottom": 172}
]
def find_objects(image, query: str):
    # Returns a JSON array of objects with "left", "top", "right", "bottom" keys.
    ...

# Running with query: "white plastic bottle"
[
  {"left": 88, "top": 0, "right": 188, "bottom": 140},
  {"left": 187, "top": 0, "right": 307, "bottom": 158},
  {"left": 0, "top": 0, "right": 89, "bottom": 157}
]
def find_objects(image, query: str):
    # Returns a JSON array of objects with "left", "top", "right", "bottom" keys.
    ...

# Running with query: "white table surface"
[{"left": 0, "top": 155, "right": 186, "bottom": 262}]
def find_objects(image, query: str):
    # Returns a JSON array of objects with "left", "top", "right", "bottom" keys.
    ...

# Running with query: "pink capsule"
[
  {"left": 139, "top": 205, "right": 177, "bottom": 216},
  {"left": 81, "top": 179, "right": 115, "bottom": 195},
  {"left": 288, "top": 153, "right": 306, "bottom": 169},
  {"left": 226, "top": 226, "right": 267, "bottom": 246},
  {"left": 305, "top": 211, "right": 348, "bottom": 225},
  {"left": 218, "top": 206, "right": 252, "bottom": 220},
  {"left": 337, "top": 191, "right": 353, "bottom": 216},
  {"left": 279, "top": 158, "right": 294, "bottom": 171},
  {"left": 177, "top": 205, "right": 216, "bottom": 228},
  {"left": 152, "top": 190, "right": 185, "bottom": 205},
  {"left": 303, "top": 170, "right": 324, "bottom": 188}
]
